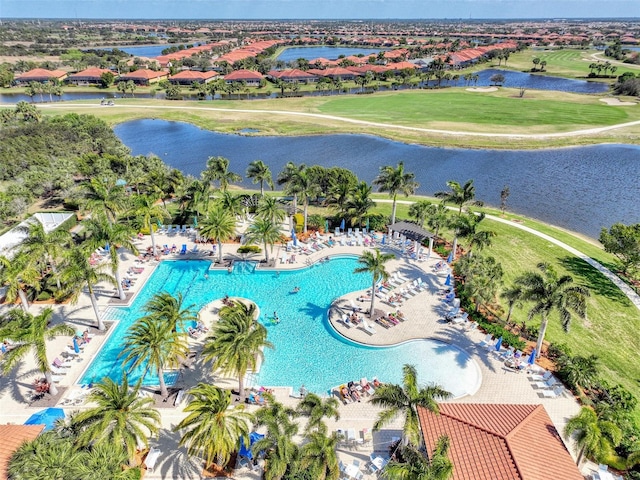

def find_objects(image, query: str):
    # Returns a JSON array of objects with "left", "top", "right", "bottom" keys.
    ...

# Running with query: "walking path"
[{"left": 40, "top": 102, "right": 640, "bottom": 139}]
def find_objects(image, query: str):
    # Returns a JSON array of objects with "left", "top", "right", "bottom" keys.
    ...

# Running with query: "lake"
[
  {"left": 277, "top": 46, "right": 384, "bottom": 62},
  {"left": 465, "top": 69, "right": 609, "bottom": 94},
  {"left": 113, "top": 119, "right": 640, "bottom": 239}
]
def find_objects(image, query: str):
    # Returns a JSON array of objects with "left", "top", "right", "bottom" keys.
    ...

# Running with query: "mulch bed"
[
  {"left": 201, "top": 452, "right": 237, "bottom": 478},
  {"left": 29, "top": 386, "right": 67, "bottom": 408}
]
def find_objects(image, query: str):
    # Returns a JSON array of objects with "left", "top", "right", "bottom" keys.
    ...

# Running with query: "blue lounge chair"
[{"left": 179, "top": 244, "right": 187, "bottom": 255}]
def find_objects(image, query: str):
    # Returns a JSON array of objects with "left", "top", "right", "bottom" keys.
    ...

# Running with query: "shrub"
[
  {"left": 36, "top": 291, "right": 51, "bottom": 301},
  {"left": 237, "top": 245, "right": 261, "bottom": 255},
  {"left": 307, "top": 214, "right": 324, "bottom": 230}
]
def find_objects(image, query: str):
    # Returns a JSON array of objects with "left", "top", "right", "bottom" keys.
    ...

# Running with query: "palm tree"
[
  {"left": 0, "top": 252, "right": 41, "bottom": 312},
  {"left": 217, "top": 191, "right": 245, "bottom": 218},
  {"left": 409, "top": 200, "right": 434, "bottom": 228},
  {"left": 0, "top": 307, "right": 74, "bottom": 396},
  {"left": 381, "top": 436, "right": 454, "bottom": 480},
  {"left": 198, "top": 204, "right": 237, "bottom": 264},
  {"left": 175, "top": 383, "right": 252, "bottom": 471},
  {"left": 434, "top": 179, "right": 481, "bottom": 216},
  {"left": 354, "top": 249, "right": 395, "bottom": 318},
  {"left": 182, "top": 178, "right": 211, "bottom": 219},
  {"left": 373, "top": 162, "right": 419, "bottom": 226},
  {"left": 72, "top": 376, "right": 161, "bottom": 464},
  {"left": 300, "top": 431, "right": 341, "bottom": 480},
  {"left": 326, "top": 179, "right": 354, "bottom": 216},
  {"left": 256, "top": 195, "right": 286, "bottom": 224},
  {"left": 16, "top": 219, "right": 71, "bottom": 290},
  {"left": 204, "top": 156, "right": 242, "bottom": 192},
  {"left": 131, "top": 193, "right": 168, "bottom": 255},
  {"left": 370, "top": 364, "right": 451, "bottom": 447},
  {"left": 120, "top": 315, "right": 189, "bottom": 398},
  {"left": 500, "top": 283, "right": 524, "bottom": 325},
  {"left": 280, "top": 165, "right": 317, "bottom": 233},
  {"left": 202, "top": 301, "right": 272, "bottom": 402},
  {"left": 564, "top": 406, "right": 622, "bottom": 466},
  {"left": 245, "top": 217, "right": 282, "bottom": 263},
  {"left": 516, "top": 263, "right": 589, "bottom": 358},
  {"left": 75, "top": 442, "right": 139, "bottom": 480},
  {"left": 345, "top": 181, "right": 375, "bottom": 228},
  {"left": 142, "top": 291, "right": 198, "bottom": 332},
  {"left": 456, "top": 211, "right": 496, "bottom": 256},
  {"left": 252, "top": 399, "right": 300, "bottom": 480},
  {"left": 557, "top": 354, "right": 600, "bottom": 392},
  {"left": 8, "top": 432, "right": 83, "bottom": 480},
  {"left": 60, "top": 245, "right": 116, "bottom": 331},
  {"left": 83, "top": 216, "right": 138, "bottom": 300},
  {"left": 297, "top": 393, "right": 340, "bottom": 435},
  {"left": 83, "top": 177, "right": 128, "bottom": 224},
  {"left": 427, "top": 203, "right": 449, "bottom": 240},
  {"left": 247, "top": 160, "right": 274, "bottom": 196},
  {"left": 277, "top": 162, "right": 305, "bottom": 215}
]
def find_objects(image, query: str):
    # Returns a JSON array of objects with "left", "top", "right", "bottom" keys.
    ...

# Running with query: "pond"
[
  {"left": 94, "top": 44, "right": 171, "bottom": 58},
  {"left": 277, "top": 46, "right": 384, "bottom": 62},
  {"left": 466, "top": 69, "right": 609, "bottom": 94},
  {"left": 113, "top": 119, "right": 640, "bottom": 239}
]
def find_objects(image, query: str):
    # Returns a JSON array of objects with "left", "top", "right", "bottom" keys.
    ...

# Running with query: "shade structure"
[
  {"left": 24, "top": 408, "right": 65, "bottom": 431},
  {"left": 291, "top": 229, "right": 298, "bottom": 247},
  {"left": 72, "top": 336, "right": 80, "bottom": 353},
  {"left": 444, "top": 274, "right": 451, "bottom": 286},
  {"left": 446, "top": 251, "right": 454, "bottom": 263},
  {"left": 528, "top": 349, "right": 537, "bottom": 365},
  {"left": 340, "top": 218, "right": 346, "bottom": 231},
  {"left": 494, "top": 336, "right": 503, "bottom": 351},
  {"left": 238, "top": 432, "right": 265, "bottom": 460}
]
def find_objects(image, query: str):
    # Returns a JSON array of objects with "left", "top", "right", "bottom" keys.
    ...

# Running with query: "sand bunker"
[
  {"left": 466, "top": 87, "right": 499, "bottom": 92},
  {"left": 599, "top": 97, "right": 637, "bottom": 106}
]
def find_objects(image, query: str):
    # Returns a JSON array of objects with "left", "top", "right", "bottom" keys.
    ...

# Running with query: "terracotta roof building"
[
  {"left": 224, "top": 69, "right": 264, "bottom": 85},
  {"left": 418, "top": 404, "right": 582, "bottom": 480},
  {"left": 15, "top": 68, "right": 68, "bottom": 85},
  {"left": 169, "top": 70, "right": 219, "bottom": 85},
  {"left": 119, "top": 69, "right": 169, "bottom": 85},
  {"left": 267, "top": 69, "right": 317, "bottom": 83},
  {"left": 67, "top": 67, "right": 113, "bottom": 85},
  {"left": 0, "top": 424, "right": 45, "bottom": 479}
]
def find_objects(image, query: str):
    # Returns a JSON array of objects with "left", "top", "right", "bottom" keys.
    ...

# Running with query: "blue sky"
[{"left": 2, "top": 0, "right": 639, "bottom": 19}]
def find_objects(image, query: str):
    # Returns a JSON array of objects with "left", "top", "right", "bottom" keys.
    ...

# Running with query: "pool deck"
[{"left": 0, "top": 230, "right": 584, "bottom": 479}]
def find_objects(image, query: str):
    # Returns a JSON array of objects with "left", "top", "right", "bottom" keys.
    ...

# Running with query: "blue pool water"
[{"left": 80, "top": 257, "right": 480, "bottom": 397}]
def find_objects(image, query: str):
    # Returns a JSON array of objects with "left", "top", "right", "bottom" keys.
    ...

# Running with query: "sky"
[{"left": 2, "top": 0, "right": 639, "bottom": 20}]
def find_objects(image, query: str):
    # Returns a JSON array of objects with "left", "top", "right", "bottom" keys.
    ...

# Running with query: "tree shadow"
[{"left": 560, "top": 256, "right": 630, "bottom": 305}]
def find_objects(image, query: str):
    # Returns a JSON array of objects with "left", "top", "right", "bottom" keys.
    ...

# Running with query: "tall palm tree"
[
  {"left": 409, "top": 200, "right": 434, "bottom": 228},
  {"left": 83, "top": 216, "right": 138, "bottom": 300},
  {"left": 516, "top": 263, "right": 589, "bottom": 358},
  {"left": 373, "top": 162, "right": 419, "bottom": 226},
  {"left": 71, "top": 376, "right": 161, "bottom": 464},
  {"left": 300, "top": 431, "right": 341, "bottom": 480},
  {"left": 245, "top": 217, "right": 282, "bottom": 263},
  {"left": 326, "top": 179, "right": 354, "bottom": 217},
  {"left": 0, "top": 252, "right": 41, "bottom": 312},
  {"left": 131, "top": 193, "right": 168, "bottom": 255},
  {"left": 277, "top": 162, "right": 305, "bottom": 216},
  {"left": 16, "top": 219, "right": 71, "bottom": 290},
  {"left": 202, "top": 301, "right": 272, "bottom": 402},
  {"left": 252, "top": 399, "right": 300, "bottom": 480},
  {"left": 174, "top": 383, "right": 252, "bottom": 471},
  {"left": 0, "top": 307, "right": 74, "bottom": 396},
  {"left": 345, "top": 181, "right": 375, "bottom": 228},
  {"left": 83, "top": 177, "right": 128, "bottom": 224},
  {"left": 198, "top": 204, "right": 237, "bottom": 264},
  {"left": 142, "top": 292, "right": 198, "bottom": 332},
  {"left": 434, "top": 179, "right": 481, "bottom": 216},
  {"left": 204, "top": 156, "right": 242, "bottom": 192},
  {"left": 217, "top": 191, "right": 245, "bottom": 218},
  {"left": 381, "top": 436, "right": 454, "bottom": 480},
  {"left": 370, "top": 364, "right": 451, "bottom": 447},
  {"left": 457, "top": 211, "right": 496, "bottom": 256},
  {"left": 182, "top": 178, "right": 211, "bottom": 219},
  {"left": 120, "top": 315, "right": 189, "bottom": 398},
  {"left": 427, "top": 203, "right": 449, "bottom": 239},
  {"left": 354, "top": 249, "right": 395, "bottom": 318},
  {"left": 60, "top": 245, "right": 116, "bottom": 331},
  {"left": 247, "top": 160, "right": 274, "bottom": 196},
  {"left": 297, "top": 393, "right": 340, "bottom": 435},
  {"left": 564, "top": 406, "right": 622, "bottom": 466},
  {"left": 501, "top": 283, "right": 525, "bottom": 325},
  {"left": 256, "top": 195, "right": 286, "bottom": 224}
]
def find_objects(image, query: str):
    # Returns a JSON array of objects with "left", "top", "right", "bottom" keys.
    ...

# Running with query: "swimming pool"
[{"left": 80, "top": 257, "right": 481, "bottom": 397}]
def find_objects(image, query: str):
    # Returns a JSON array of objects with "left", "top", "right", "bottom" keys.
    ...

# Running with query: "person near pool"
[{"left": 292, "top": 286, "right": 300, "bottom": 293}]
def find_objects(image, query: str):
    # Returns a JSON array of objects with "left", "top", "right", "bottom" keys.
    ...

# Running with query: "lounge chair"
[
  {"left": 451, "top": 312, "right": 469, "bottom": 325},
  {"left": 190, "top": 244, "right": 198, "bottom": 254},
  {"left": 362, "top": 320, "right": 377, "bottom": 335},
  {"left": 530, "top": 370, "right": 553, "bottom": 382},
  {"left": 479, "top": 334, "right": 494, "bottom": 349},
  {"left": 465, "top": 321, "right": 478, "bottom": 332},
  {"left": 350, "top": 299, "right": 363, "bottom": 312},
  {"left": 535, "top": 378, "right": 558, "bottom": 389},
  {"left": 541, "top": 386, "right": 564, "bottom": 398},
  {"left": 53, "top": 357, "right": 72, "bottom": 368},
  {"left": 179, "top": 244, "right": 187, "bottom": 255},
  {"left": 144, "top": 447, "right": 162, "bottom": 472}
]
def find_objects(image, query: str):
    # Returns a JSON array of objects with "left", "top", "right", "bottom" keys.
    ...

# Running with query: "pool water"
[{"left": 80, "top": 257, "right": 480, "bottom": 397}]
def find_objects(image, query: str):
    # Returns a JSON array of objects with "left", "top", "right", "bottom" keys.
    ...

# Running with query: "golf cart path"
[
  {"left": 41, "top": 103, "right": 640, "bottom": 139},
  {"left": 389, "top": 199, "right": 640, "bottom": 311}
]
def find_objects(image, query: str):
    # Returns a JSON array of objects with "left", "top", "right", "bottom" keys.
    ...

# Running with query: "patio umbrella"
[
  {"left": 446, "top": 251, "right": 454, "bottom": 263},
  {"left": 444, "top": 274, "right": 451, "bottom": 286},
  {"left": 238, "top": 431, "right": 265, "bottom": 460},
  {"left": 494, "top": 336, "right": 503, "bottom": 351},
  {"left": 291, "top": 229, "right": 298, "bottom": 247},
  {"left": 193, "top": 216, "right": 198, "bottom": 227},
  {"left": 340, "top": 218, "right": 346, "bottom": 231},
  {"left": 366, "top": 217, "right": 370, "bottom": 230},
  {"left": 72, "top": 336, "right": 80, "bottom": 353},
  {"left": 24, "top": 407, "right": 65, "bottom": 431},
  {"left": 381, "top": 234, "right": 385, "bottom": 245},
  {"left": 528, "top": 349, "right": 537, "bottom": 365}
]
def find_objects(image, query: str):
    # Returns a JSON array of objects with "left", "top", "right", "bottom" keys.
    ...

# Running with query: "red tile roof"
[
  {"left": 268, "top": 69, "right": 317, "bottom": 80},
  {"left": 386, "top": 61, "right": 417, "bottom": 71},
  {"left": 170, "top": 70, "right": 218, "bottom": 80},
  {"left": 418, "top": 404, "right": 582, "bottom": 480},
  {"left": 0, "top": 425, "right": 45, "bottom": 480},
  {"left": 68, "top": 67, "right": 112, "bottom": 79},
  {"left": 16, "top": 68, "right": 68, "bottom": 80},
  {"left": 120, "top": 69, "right": 168, "bottom": 80},
  {"left": 224, "top": 69, "right": 264, "bottom": 81}
]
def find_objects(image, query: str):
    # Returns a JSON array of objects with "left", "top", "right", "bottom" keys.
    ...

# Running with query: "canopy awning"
[{"left": 388, "top": 221, "right": 434, "bottom": 243}]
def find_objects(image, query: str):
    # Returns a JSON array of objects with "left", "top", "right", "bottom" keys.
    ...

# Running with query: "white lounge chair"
[
  {"left": 362, "top": 320, "right": 377, "bottom": 335},
  {"left": 530, "top": 370, "right": 553, "bottom": 382},
  {"left": 479, "top": 334, "right": 494, "bottom": 350},
  {"left": 144, "top": 447, "right": 162, "bottom": 472},
  {"left": 451, "top": 312, "right": 469, "bottom": 325},
  {"left": 541, "top": 386, "right": 564, "bottom": 398},
  {"left": 535, "top": 378, "right": 558, "bottom": 389}
]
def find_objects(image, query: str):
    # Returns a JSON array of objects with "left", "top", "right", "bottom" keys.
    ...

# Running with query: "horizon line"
[{"left": 3, "top": 16, "right": 640, "bottom": 21}]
